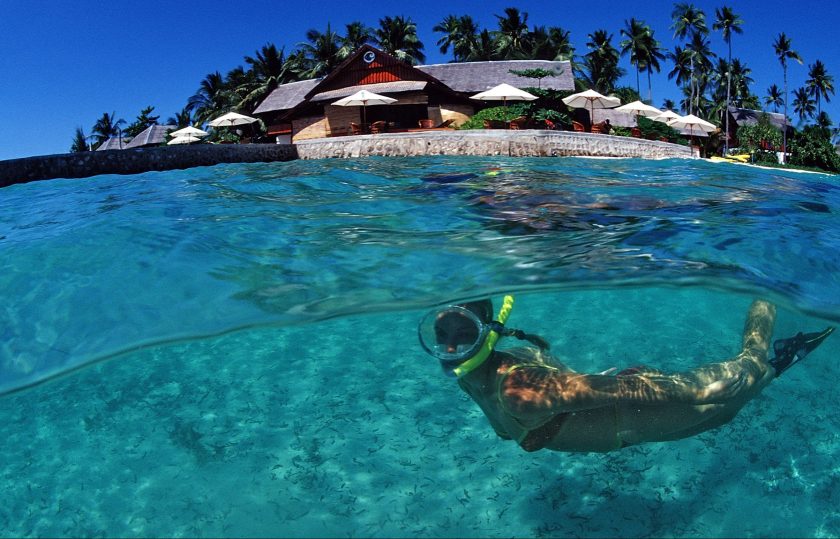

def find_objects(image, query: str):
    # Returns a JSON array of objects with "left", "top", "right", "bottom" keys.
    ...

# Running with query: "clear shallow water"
[
  {"left": 1, "top": 156, "right": 839, "bottom": 537},
  {"left": 1, "top": 156, "right": 838, "bottom": 393}
]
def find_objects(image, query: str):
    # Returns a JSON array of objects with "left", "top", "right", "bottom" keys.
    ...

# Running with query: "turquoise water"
[{"left": 1, "top": 156, "right": 839, "bottom": 537}]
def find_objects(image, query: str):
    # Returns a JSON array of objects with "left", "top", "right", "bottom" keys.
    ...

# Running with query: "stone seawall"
[
  {"left": 0, "top": 144, "right": 299, "bottom": 188},
  {"left": 1, "top": 131, "right": 696, "bottom": 187},
  {"left": 296, "top": 130, "right": 696, "bottom": 160}
]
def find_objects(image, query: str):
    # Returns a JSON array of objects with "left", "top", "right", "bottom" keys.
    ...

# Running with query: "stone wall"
[
  {"left": 1, "top": 131, "right": 697, "bottom": 187},
  {"left": 0, "top": 144, "right": 298, "bottom": 187},
  {"left": 295, "top": 130, "right": 697, "bottom": 159}
]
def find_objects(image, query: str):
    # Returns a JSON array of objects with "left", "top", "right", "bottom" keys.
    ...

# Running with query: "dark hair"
[{"left": 459, "top": 299, "right": 493, "bottom": 323}]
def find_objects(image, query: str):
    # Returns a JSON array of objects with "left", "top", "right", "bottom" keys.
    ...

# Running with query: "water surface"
[{"left": 1, "top": 156, "right": 838, "bottom": 537}]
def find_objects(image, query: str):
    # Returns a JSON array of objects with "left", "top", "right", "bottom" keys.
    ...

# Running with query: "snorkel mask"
[{"left": 418, "top": 295, "right": 548, "bottom": 377}]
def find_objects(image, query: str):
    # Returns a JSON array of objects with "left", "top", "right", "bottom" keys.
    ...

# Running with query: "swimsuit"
[{"left": 498, "top": 362, "right": 626, "bottom": 452}]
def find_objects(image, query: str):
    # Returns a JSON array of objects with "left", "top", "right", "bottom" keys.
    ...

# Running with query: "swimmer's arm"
[{"left": 500, "top": 366, "right": 744, "bottom": 421}]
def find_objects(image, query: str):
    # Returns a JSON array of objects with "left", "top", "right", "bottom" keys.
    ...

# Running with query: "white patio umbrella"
[
  {"left": 167, "top": 134, "right": 203, "bottom": 145},
  {"left": 651, "top": 109, "right": 680, "bottom": 124},
  {"left": 208, "top": 112, "right": 259, "bottom": 128},
  {"left": 332, "top": 89, "right": 397, "bottom": 126},
  {"left": 470, "top": 83, "right": 538, "bottom": 105},
  {"left": 614, "top": 100, "right": 661, "bottom": 126},
  {"left": 562, "top": 89, "right": 621, "bottom": 128},
  {"left": 470, "top": 83, "right": 538, "bottom": 126},
  {"left": 170, "top": 125, "right": 208, "bottom": 138},
  {"left": 667, "top": 114, "right": 716, "bottom": 135},
  {"left": 667, "top": 114, "right": 717, "bottom": 146}
]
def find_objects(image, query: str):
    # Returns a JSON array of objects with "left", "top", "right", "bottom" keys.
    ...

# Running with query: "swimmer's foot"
[{"left": 769, "top": 327, "right": 835, "bottom": 377}]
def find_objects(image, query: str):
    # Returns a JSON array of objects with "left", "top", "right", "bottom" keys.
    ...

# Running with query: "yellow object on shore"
[{"left": 709, "top": 154, "right": 751, "bottom": 164}]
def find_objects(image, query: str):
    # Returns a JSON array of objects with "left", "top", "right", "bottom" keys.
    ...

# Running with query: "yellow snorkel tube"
[{"left": 452, "top": 295, "right": 515, "bottom": 378}]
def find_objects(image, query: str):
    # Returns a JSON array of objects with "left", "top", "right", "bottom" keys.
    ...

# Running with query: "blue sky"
[{"left": 1, "top": 0, "right": 837, "bottom": 160}]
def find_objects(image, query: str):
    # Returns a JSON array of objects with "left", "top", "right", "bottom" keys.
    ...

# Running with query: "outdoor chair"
[
  {"left": 631, "top": 127, "right": 643, "bottom": 138},
  {"left": 370, "top": 121, "right": 387, "bottom": 134},
  {"left": 572, "top": 121, "right": 586, "bottom": 132},
  {"left": 592, "top": 121, "right": 612, "bottom": 135},
  {"left": 350, "top": 122, "right": 363, "bottom": 135},
  {"left": 418, "top": 119, "right": 434, "bottom": 128},
  {"left": 509, "top": 116, "right": 529, "bottom": 130}
]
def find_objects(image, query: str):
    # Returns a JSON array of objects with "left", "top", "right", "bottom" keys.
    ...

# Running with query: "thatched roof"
[
  {"left": 253, "top": 57, "right": 575, "bottom": 116},
  {"left": 311, "top": 81, "right": 428, "bottom": 102},
  {"left": 124, "top": 124, "right": 175, "bottom": 149},
  {"left": 417, "top": 60, "right": 574, "bottom": 93},
  {"left": 253, "top": 79, "right": 321, "bottom": 114},
  {"left": 728, "top": 106, "right": 789, "bottom": 131},
  {"left": 95, "top": 137, "right": 130, "bottom": 151}
]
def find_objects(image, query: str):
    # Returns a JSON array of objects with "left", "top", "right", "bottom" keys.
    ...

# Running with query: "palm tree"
[
  {"left": 70, "top": 127, "right": 89, "bottom": 152},
  {"left": 299, "top": 24, "right": 342, "bottom": 78},
  {"left": 548, "top": 26, "right": 575, "bottom": 62},
  {"left": 523, "top": 25, "right": 576, "bottom": 64},
  {"left": 687, "top": 32, "right": 716, "bottom": 115},
  {"left": 465, "top": 29, "right": 497, "bottom": 61},
  {"left": 773, "top": 32, "right": 803, "bottom": 160},
  {"left": 639, "top": 26, "right": 666, "bottom": 103},
  {"left": 493, "top": 7, "right": 530, "bottom": 59},
  {"left": 433, "top": 15, "right": 478, "bottom": 62},
  {"left": 239, "top": 44, "right": 297, "bottom": 111},
  {"left": 434, "top": 15, "right": 460, "bottom": 57},
  {"left": 815, "top": 111, "right": 832, "bottom": 129},
  {"left": 188, "top": 71, "right": 233, "bottom": 126},
  {"left": 91, "top": 112, "right": 125, "bottom": 145},
  {"left": 620, "top": 18, "right": 649, "bottom": 96},
  {"left": 792, "top": 86, "right": 816, "bottom": 122},
  {"left": 662, "top": 98, "right": 677, "bottom": 111},
  {"left": 765, "top": 84, "right": 783, "bottom": 112},
  {"left": 713, "top": 6, "right": 743, "bottom": 153},
  {"left": 729, "top": 59, "right": 754, "bottom": 107},
  {"left": 338, "top": 21, "right": 373, "bottom": 60},
  {"left": 527, "top": 26, "right": 553, "bottom": 60},
  {"left": 806, "top": 60, "right": 835, "bottom": 116},
  {"left": 667, "top": 46, "right": 692, "bottom": 110},
  {"left": 374, "top": 15, "right": 425, "bottom": 64},
  {"left": 124, "top": 105, "right": 160, "bottom": 138},
  {"left": 578, "top": 29, "right": 624, "bottom": 94},
  {"left": 670, "top": 3, "right": 708, "bottom": 115},
  {"left": 166, "top": 106, "right": 194, "bottom": 128},
  {"left": 223, "top": 66, "right": 257, "bottom": 112}
]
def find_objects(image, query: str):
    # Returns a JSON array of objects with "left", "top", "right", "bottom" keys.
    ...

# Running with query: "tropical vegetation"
[{"left": 71, "top": 5, "right": 838, "bottom": 173}]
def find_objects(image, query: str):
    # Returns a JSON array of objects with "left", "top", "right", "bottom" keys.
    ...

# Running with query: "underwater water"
[{"left": 1, "top": 156, "right": 838, "bottom": 537}]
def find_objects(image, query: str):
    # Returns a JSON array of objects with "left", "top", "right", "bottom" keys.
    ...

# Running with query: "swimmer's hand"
[{"left": 695, "top": 372, "right": 747, "bottom": 404}]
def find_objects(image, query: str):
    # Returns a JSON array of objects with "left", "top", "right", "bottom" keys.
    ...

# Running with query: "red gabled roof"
[{"left": 304, "top": 44, "right": 449, "bottom": 100}]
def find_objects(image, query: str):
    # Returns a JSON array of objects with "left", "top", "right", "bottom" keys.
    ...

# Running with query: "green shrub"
[
  {"left": 789, "top": 125, "right": 840, "bottom": 173},
  {"left": 458, "top": 105, "right": 530, "bottom": 129},
  {"left": 736, "top": 113, "right": 782, "bottom": 154},
  {"left": 637, "top": 116, "right": 681, "bottom": 142}
]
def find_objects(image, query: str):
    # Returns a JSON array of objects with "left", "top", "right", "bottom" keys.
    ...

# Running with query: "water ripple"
[{"left": 0, "top": 156, "right": 837, "bottom": 393}]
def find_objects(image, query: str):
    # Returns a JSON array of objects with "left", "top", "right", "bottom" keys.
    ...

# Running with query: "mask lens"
[{"left": 419, "top": 306, "right": 486, "bottom": 362}]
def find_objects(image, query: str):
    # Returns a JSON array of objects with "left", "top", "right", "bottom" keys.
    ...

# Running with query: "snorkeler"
[{"left": 418, "top": 296, "right": 834, "bottom": 453}]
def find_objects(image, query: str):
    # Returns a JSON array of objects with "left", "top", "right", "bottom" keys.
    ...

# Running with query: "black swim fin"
[{"left": 769, "top": 327, "right": 835, "bottom": 377}]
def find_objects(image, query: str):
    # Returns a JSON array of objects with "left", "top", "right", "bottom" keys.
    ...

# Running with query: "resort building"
[
  {"left": 253, "top": 44, "right": 573, "bottom": 143},
  {"left": 725, "top": 106, "right": 793, "bottom": 148}
]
